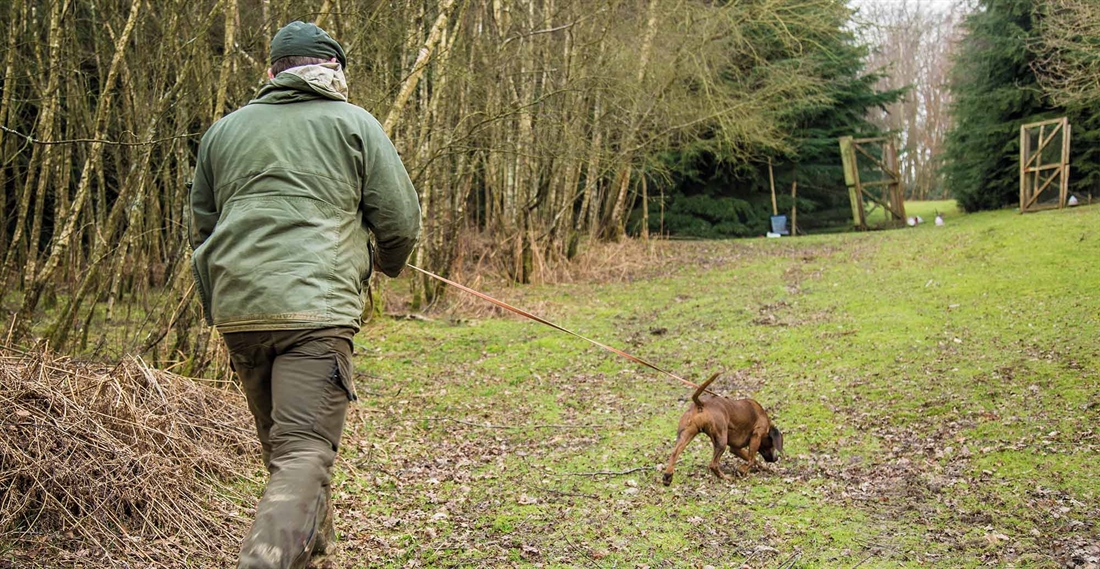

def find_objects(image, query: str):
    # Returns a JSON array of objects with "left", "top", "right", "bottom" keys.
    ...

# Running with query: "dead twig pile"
[{"left": 0, "top": 345, "right": 259, "bottom": 567}]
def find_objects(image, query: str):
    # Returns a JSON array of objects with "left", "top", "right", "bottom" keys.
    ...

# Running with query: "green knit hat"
[{"left": 270, "top": 21, "right": 347, "bottom": 69}]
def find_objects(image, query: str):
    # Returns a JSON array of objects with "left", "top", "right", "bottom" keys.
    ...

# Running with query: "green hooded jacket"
[{"left": 189, "top": 64, "right": 421, "bottom": 333}]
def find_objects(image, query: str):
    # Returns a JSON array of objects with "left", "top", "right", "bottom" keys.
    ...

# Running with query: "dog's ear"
[{"left": 769, "top": 426, "right": 783, "bottom": 455}]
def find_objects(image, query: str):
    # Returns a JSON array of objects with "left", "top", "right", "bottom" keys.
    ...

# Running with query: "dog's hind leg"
[{"left": 662, "top": 426, "right": 699, "bottom": 486}]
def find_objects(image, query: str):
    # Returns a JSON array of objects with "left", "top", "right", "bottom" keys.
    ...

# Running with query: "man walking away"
[{"left": 189, "top": 21, "right": 421, "bottom": 569}]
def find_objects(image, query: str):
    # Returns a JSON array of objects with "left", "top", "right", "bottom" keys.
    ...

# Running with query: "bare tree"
[
  {"left": 861, "top": 0, "right": 966, "bottom": 200},
  {"left": 1033, "top": 0, "right": 1100, "bottom": 107},
  {"left": 0, "top": 0, "right": 858, "bottom": 366}
]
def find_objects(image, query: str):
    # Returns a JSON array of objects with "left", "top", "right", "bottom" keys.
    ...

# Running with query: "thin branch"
[
  {"left": 0, "top": 126, "right": 200, "bottom": 147},
  {"left": 438, "top": 417, "right": 608, "bottom": 430},
  {"left": 564, "top": 467, "right": 649, "bottom": 477},
  {"left": 501, "top": 21, "right": 578, "bottom": 47}
]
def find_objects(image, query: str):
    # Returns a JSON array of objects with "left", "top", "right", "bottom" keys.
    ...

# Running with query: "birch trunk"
[
  {"left": 46, "top": 7, "right": 198, "bottom": 349},
  {"left": 17, "top": 0, "right": 144, "bottom": 332},
  {"left": 381, "top": 0, "right": 459, "bottom": 138},
  {"left": 0, "top": 0, "right": 23, "bottom": 257},
  {"left": 2, "top": 0, "right": 69, "bottom": 295},
  {"left": 603, "top": 0, "right": 660, "bottom": 241},
  {"left": 213, "top": 0, "right": 238, "bottom": 120}
]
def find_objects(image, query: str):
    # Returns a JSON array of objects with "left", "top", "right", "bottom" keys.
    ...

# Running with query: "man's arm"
[
  {"left": 362, "top": 120, "right": 421, "bottom": 277},
  {"left": 189, "top": 138, "right": 218, "bottom": 249}
]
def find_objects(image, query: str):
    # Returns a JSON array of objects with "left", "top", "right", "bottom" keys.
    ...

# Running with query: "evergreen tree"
[
  {"left": 943, "top": 0, "right": 1045, "bottom": 212},
  {"left": 944, "top": 0, "right": 1100, "bottom": 212},
  {"left": 637, "top": 1, "right": 902, "bottom": 237},
  {"left": 769, "top": 30, "right": 904, "bottom": 231}
]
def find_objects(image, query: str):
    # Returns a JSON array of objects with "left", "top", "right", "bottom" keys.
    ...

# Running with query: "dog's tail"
[{"left": 692, "top": 372, "right": 721, "bottom": 410}]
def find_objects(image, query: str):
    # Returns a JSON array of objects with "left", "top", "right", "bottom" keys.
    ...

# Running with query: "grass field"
[{"left": 312, "top": 202, "right": 1098, "bottom": 568}]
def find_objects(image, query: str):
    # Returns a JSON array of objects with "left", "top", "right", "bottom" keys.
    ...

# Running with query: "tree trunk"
[
  {"left": 0, "top": 0, "right": 23, "bottom": 258},
  {"left": 1, "top": 0, "right": 69, "bottom": 296},
  {"left": 382, "top": 0, "right": 458, "bottom": 138},
  {"left": 604, "top": 166, "right": 631, "bottom": 241},
  {"left": 769, "top": 158, "right": 778, "bottom": 215},
  {"left": 17, "top": 0, "right": 143, "bottom": 335},
  {"left": 213, "top": 0, "right": 237, "bottom": 120},
  {"left": 603, "top": 0, "right": 660, "bottom": 241}
]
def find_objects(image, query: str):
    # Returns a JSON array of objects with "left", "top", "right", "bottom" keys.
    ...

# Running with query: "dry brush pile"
[{"left": 0, "top": 346, "right": 259, "bottom": 567}]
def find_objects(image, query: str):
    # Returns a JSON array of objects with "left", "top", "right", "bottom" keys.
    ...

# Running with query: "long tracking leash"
[{"left": 406, "top": 263, "right": 719, "bottom": 397}]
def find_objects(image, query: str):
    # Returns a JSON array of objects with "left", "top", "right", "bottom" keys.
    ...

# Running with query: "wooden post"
[
  {"left": 1061, "top": 121, "right": 1071, "bottom": 208},
  {"left": 1034, "top": 124, "right": 1043, "bottom": 209},
  {"left": 790, "top": 178, "right": 798, "bottom": 236},
  {"left": 1019, "top": 123, "right": 1028, "bottom": 213},
  {"left": 768, "top": 158, "right": 778, "bottom": 216},
  {"left": 839, "top": 136, "right": 865, "bottom": 230},
  {"left": 885, "top": 138, "right": 906, "bottom": 223}
]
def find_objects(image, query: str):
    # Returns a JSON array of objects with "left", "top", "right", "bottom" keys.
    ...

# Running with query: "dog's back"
[{"left": 715, "top": 397, "right": 770, "bottom": 449}]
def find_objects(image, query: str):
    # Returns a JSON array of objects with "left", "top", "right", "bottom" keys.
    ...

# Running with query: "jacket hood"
[{"left": 250, "top": 62, "right": 348, "bottom": 105}]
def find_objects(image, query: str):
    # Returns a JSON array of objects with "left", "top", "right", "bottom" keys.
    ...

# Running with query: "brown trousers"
[{"left": 223, "top": 327, "right": 357, "bottom": 569}]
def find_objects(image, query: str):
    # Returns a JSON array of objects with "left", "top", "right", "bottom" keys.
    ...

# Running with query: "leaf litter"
[{"left": 4, "top": 209, "right": 1099, "bottom": 567}]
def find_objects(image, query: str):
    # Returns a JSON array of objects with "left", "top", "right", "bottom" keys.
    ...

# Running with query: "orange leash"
[{"left": 406, "top": 264, "right": 718, "bottom": 395}]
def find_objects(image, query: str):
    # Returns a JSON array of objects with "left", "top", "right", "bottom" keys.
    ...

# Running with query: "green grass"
[
  {"left": 328, "top": 202, "right": 1099, "bottom": 567},
  {"left": 863, "top": 198, "right": 959, "bottom": 227}
]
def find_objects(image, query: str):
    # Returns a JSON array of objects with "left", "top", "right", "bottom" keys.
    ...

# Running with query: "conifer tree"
[
  {"left": 944, "top": 0, "right": 1100, "bottom": 211},
  {"left": 943, "top": 0, "right": 1046, "bottom": 212},
  {"left": 647, "top": 2, "right": 901, "bottom": 237}
]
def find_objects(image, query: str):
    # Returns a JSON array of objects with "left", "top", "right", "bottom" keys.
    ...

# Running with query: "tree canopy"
[
  {"left": 0, "top": 0, "right": 913, "bottom": 357},
  {"left": 944, "top": 0, "right": 1100, "bottom": 212},
  {"left": 641, "top": 1, "right": 902, "bottom": 238}
]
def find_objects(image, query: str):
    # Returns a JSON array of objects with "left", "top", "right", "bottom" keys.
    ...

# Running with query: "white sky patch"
[{"left": 851, "top": 0, "right": 964, "bottom": 12}]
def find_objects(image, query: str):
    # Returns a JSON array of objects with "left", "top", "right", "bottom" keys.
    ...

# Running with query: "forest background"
[{"left": 1, "top": 0, "right": 1099, "bottom": 372}]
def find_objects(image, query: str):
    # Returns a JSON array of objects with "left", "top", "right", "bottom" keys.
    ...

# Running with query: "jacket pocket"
[{"left": 190, "top": 250, "right": 214, "bottom": 326}]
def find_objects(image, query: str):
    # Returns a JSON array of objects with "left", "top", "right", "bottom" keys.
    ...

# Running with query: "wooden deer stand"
[
  {"left": 839, "top": 136, "right": 906, "bottom": 230},
  {"left": 1020, "top": 118, "right": 1071, "bottom": 212}
]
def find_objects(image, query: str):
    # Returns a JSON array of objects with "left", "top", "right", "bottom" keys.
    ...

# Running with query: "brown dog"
[{"left": 662, "top": 372, "right": 782, "bottom": 485}]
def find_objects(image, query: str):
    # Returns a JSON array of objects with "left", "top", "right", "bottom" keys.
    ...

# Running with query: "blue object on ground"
[{"left": 770, "top": 215, "right": 789, "bottom": 236}]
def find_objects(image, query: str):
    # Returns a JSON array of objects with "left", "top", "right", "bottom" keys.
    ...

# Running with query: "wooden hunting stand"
[
  {"left": 839, "top": 136, "right": 906, "bottom": 230},
  {"left": 1020, "top": 117, "right": 1071, "bottom": 212}
]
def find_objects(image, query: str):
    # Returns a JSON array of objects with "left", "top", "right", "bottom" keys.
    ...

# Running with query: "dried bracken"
[
  {"left": 405, "top": 234, "right": 840, "bottom": 322},
  {"left": 0, "top": 345, "right": 259, "bottom": 567}
]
